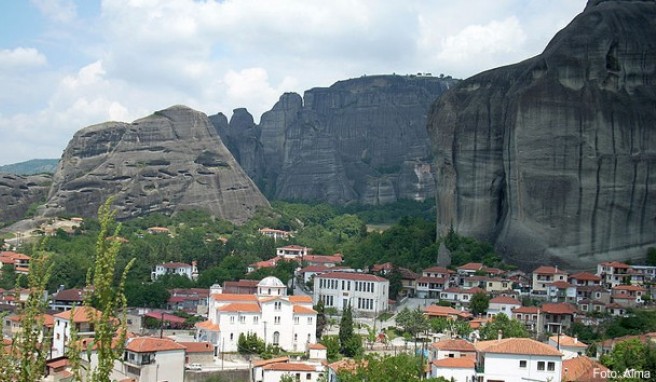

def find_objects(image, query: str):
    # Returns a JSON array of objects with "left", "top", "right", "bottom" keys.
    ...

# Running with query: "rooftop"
[
  {"left": 476, "top": 338, "right": 563, "bottom": 357},
  {"left": 432, "top": 357, "right": 476, "bottom": 369},
  {"left": 430, "top": 339, "right": 476, "bottom": 352},
  {"left": 125, "top": 337, "right": 186, "bottom": 353}
]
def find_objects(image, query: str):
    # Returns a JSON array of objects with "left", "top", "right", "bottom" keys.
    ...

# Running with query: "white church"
[{"left": 196, "top": 276, "right": 318, "bottom": 353}]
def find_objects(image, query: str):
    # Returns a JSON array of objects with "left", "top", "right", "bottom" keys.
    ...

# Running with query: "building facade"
[{"left": 313, "top": 272, "right": 389, "bottom": 316}]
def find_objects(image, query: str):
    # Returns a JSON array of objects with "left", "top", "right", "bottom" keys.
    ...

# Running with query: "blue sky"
[{"left": 0, "top": 0, "right": 587, "bottom": 165}]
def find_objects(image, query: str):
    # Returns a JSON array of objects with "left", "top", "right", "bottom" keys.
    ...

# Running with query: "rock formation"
[
  {"left": 43, "top": 105, "right": 269, "bottom": 224},
  {"left": 211, "top": 74, "right": 458, "bottom": 204},
  {"left": 0, "top": 174, "right": 51, "bottom": 224},
  {"left": 428, "top": 0, "right": 656, "bottom": 269}
]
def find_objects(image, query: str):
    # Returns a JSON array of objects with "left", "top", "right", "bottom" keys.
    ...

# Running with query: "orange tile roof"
[
  {"left": 46, "top": 358, "right": 70, "bottom": 369},
  {"left": 218, "top": 302, "right": 261, "bottom": 313},
  {"left": 328, "top": 359, "right": 366, "bottom": 373},
  {"left": 550, "top": 281, "right": 573, "bottom": 288},
  {"left": 423, "top": 266, "right": 453, "bottom": 274},
  {"left": 562, "top": 356, "right": 609, "bottom": 382},
  {"left": 599, "top": 261, "right": 630, "bottom": 268},
  {"left": 212, "top": 293, "right": 258, "bottom": 301},
  {"left": 179, "top": 342, "right": 214, "bottom": 353},
  {"left": 533, "top": 265, "right": 567, "bottom": 275},
  {"left": 308, "top": 343, "right": 327, "bottom": 350},
  {"left": 432, "top": 357, "right": 476, "bottom": 369},
  {"left": 569, "top": 272, "right": 601, "bottom": 281},
  {"left": 289, "top": 295, "right": 313, "bottom": 303},
  {"left": 125, "top": 337, "right": 186, "bottom": 353},
  {"left": 457, "top": 262, "right": 483, "bottom": 271},
  {"left": 476, "top": 338, "right": 563, "bottom": 356},
  {"left": 423, "top": 305, "right": 462, "bottom": 317},
  {"left": 612, "top": 285, "right": 646, "bottom": 291},
  {"left": 293, "top": 305, "right": 317, "bottom": 314},
  {"left": 541, "top": 303, "right": 577, "bottom": 315},
  {"left": 430, "top": 339, "right": 476, "bottom": 352},
  {"left": 253, "top": 356, "right": 289, "bottom": 367},
  {"left": 549, "top": 335, "right": 587, "bottom": 348},
  {"left": 512, "top": 306, "right": 540, "bottom": 314},
  {"left": 53, "top": 306, "right": 103, "bottom": 323},
  {"left": 263, "top": 362, "right": 318, "bottom": 372},
  {"left": 195, "top": 320, "right": 220, "bottom": 331},
  {"left": 489, "top": 296, "right": 521, "bottom": 305}
]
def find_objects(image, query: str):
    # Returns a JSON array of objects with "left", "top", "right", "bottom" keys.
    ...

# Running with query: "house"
[
  {"left": 422, "top": 266, "right": 454, "bottom": 279},
  {"left": 428, "top": 338, "right": 477, "bottom": 361},
  {"left": 198, "top": 277, "right": 317, "bottom": 353},
  {"left": 44, "top": 357, "right": 74, "bottom": 382},
  {"left": 605, "top": 303, "right": 627, "bottom": 316},
  {"left": 299, "top": 265, "right": 348, "bottom": 284},
  {"left": 313, "top": 272, "right": 389, "bottom": 316},
  {"left": 167, "top": 288, "right": 209, "bottom": 314},
  {"left": 487, "top": 296, "right": 522, "bottom": 317},
  {"left": 254, "top": 359, "right": 325, "bottom": 382},
  {"left": 373, "top": 263, "right": 419, "bottom": 298},
  {"left": 416, "top": 276, "right": 449, "bottom": 299},
  {"left": 151, "top": 261, "right": 198, "bottom": 281},
  {"left": 327, "top": 359, "right": 365, "bottom": 382},
  {"left": 512, "top": 306, "right": 542, "bottom": 334},
  {"left": 112, "top": 337, "right": 186, "bottom": 382},
  {"left": 611, "top": 284, "right": 646, "bottom": 307},
  {"left": 540, "top": 303, "right": 577, "bottom": 335},
  {"left": 430, "top": 357, "right": 475, "bottom": 382},
  {"left": 223, "top": 279, "right": 260, "bottom": 295},
  {"left": 303, "top": 254, "right": 343, "bottom": 267},
  {"left": 50, "top": 288, "right": 87, "bottom": 311},
  {"left": 259, "top": 228, "right": 292, "bottom": 241},
  {"left": 3, "top": 313, "right": 54, "bottom": 340},
  {"left": 596, "top": 261, "right": 632, "bottom": 287},
  {"left": 576, "top": 299, "right": 607, "bottom": 314},
  {"left": 474, "top": 337, "right": 563, "bottom": 382},
  {"left": 546, "top": 281, "right": 577, "bottom": 303},
  {"left": 0, "top": 251, "right": 30, "bottom": 274},
  {"left": 457, "top": 262, "right": 484, "bottom": 276},
  {"left": 467, "top": 276, "right": 511, "bottom": 292},
  {"left": 248, "top": 258, "right": 281, "bottom": 273},
  {"left": 531, "top": 266, "right": 568, "bottom": 294},
  {"left": 576, "top": 285, "right": 611, "bottom": 304},
  {"left": 561, "top": 355, "right": 610, "bottom": 382},
  {"left": 597, "top": 332, "right": 656, "bottom": 356},
  {"left": 631, "top": 265, "right": 656, "bottom": 282},
  {"left": 548, "top": 334, "right": 587, "bottom": 359},
  {"left": 51, "top": 306, "right": 104, "bottom": 358},
  {"left": 439, "top": 287, "right": 485, "bottom": 306},
  {"left": 568, "top": 272, "right": 601, "bottom": 287},
  {"left": 179, "top": 341, "right": 214, "bottom": 365},
  {"left": 276, "top": 245, "right": 311, "bottom": 259}
]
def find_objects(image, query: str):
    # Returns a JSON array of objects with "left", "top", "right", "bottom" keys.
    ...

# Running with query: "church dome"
[{"left": 257, "top": 276, "right": 285, "bottom": 288}]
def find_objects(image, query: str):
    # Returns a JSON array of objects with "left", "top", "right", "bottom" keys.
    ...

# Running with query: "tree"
[
  {"left": 336, "top": 353, "right": 445, "bottom": 382},
  {"left": 68, "top": 199, "right": 135, "bottom": 382},
  {"left": 600, "top": 339, "right": 656, "bottom": 375},
  {"left": 387, "top": 265, "right": 403, "bottom": 300},
  {"left": 469, "top": 292, "right": 490, "bottom": 316},
  {"left": 395, "top": 307, "right": 429, "bottom": 340},
  {"left": 429, "top": 317, "right": 449, "bottom": 334},
  {"left": 315, "top": 300, "right": 327, "bottom": 339},
  {"left": 237, "top": 332, "right": 265, "bottom": 355},
  {"left": 320, "top": 335, "right": 341, "bottom": 362},
  {"left": 479, "top": 313, "right": 529, "bottom": 340},
  {"left": 338, "top": 304, "right": 361, "bottom": 357}
]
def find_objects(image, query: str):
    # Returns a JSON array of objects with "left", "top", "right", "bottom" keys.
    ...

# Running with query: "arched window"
[{"left": 273, "top": 331, "right": 280, "bottom": 345}]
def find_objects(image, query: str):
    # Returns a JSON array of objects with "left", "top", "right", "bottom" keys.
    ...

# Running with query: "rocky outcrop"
[
  {"left": 43, "top": 105, "right": 269, "bottom": 224},
  {"left": 428, "top": 0, "right": 656, "bottom": 269},
  {"left": 212, "top": 74, "right": 458, "bottom": 204},
  {"left": 0, "top": 174, "right": 51, "bottom": 224}
]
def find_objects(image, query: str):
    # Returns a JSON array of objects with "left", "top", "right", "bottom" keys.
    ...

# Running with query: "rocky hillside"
[
  {"left": 428, "top": 0, "right": 656, "bottom": 269},
  {"left": 0, "top": 173, "right": 51, "bottom": 224},
  {"left": 43, "top": 106, "right": 269, "bottom": 224},
  {"left": 211, "top": 74, "right": 458, "bottom": 204},
  {"left": 0, "top": 159, "right": 59, "bottom": 175}
]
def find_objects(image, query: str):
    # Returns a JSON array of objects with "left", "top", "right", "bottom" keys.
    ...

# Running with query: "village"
[{"left": 1, "top": 224, "right": 655, "bottom": 382}]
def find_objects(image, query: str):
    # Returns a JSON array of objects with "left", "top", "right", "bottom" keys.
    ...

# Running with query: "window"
[
  {"left": 306, "top": 373, "right": 312, "bottom": 380},
  {"left": 547, "top": 362, "right": 555, "bottom": 371},
  {"left": 275, "top": 301, "right": 282, "bottom": 311},
  {"left": 294, "top": 334, "right": 298, "bottom": 341},
  {"left": 254, "top": 316, "right": 259, "bottom": 324},
  {"left": 239, "top": 316, "right": 245, "bottom": 324},
  {"left": 519, "top": 360, "right": 527, "bottom": 368},
  {"left": 273, "top": 331, "right": 280, "bottom": 345},
  {"left": 274, "top": 316, "right": 281, "bottom": 325},
  {"left": 537, "top": 361, "right": 545, "bottom": 371},
  {"left": 230, "top": 316, "right": 235, "bottom": 324},
  {"left": 230, "top": 333, "right": 234, "bottom": 340},
  {"left": 294, "top": 317, "right": 300, "bottom": 324},
  {"left": 308, "top": 317, "right": 313, "bottom": 324}
]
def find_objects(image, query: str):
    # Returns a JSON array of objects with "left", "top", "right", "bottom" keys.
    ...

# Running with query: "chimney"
[
  {"left": 497, "top": 330, "right": 503, "bottom": 341},
  {"left": 574, "top": 337, "right": 578, "bottom": 343}
]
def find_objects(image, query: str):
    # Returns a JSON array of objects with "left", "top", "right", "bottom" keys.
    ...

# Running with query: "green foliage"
[
  {"left": 395, "top": 307, "right": 429, "bottom": 339},
  {"left": 315, "top": 300, "right": 327, "bottom": 339},
  {"left": 443, "top": 227, "right": 501, "bottom": 267},
  {"left": 245, "top": 259, "right": 296, "bottom": 285},
  {"left": 320, "top": 335, "right": 341, "bottom": 362},
  {"left": 479, "top": 313, "right": 529, "bottom": 340},
  {"left": 648, "top": 247, "right": 656, "bottom": 266},
  {"left": 605, "top": 310, "right": 656, "bottom": 339},
  {"left": 336, "top": 353, "right": 438, "bottom": 382},
  {"left": 600, "top": 339, "right": 656, "bottom": 375},
  {"left": 339, "top": 304, "right": 361, "bottom": 357},
  {"left": 386, "top": 265, "right": 404, "bottom": 300},
  {"left": 429, "top": 317, "right": 449, "bottom": 334},
  {"left": 469, "top": 292, "right": 490, "bottom": 316},
  {"left": 124, "top": 281, "right": 170, "bottom": 308},
  {"left": 237, "top": 332, "right": 266, "bottom": 355}
]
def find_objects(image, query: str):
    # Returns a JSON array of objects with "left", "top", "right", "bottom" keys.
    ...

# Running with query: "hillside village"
[{"left": 1, "top": 223, "right": 656, "bottom": 382}]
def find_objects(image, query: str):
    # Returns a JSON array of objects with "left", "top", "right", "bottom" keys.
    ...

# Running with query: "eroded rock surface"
[
  {"left": 428, "top": 0, "right": 656, "bottom": 269},
  {"left": 0, "top": 174, "right": 51, "bottom": 224}
]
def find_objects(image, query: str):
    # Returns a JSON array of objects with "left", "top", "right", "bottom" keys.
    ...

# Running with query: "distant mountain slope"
[{"left": 0, "top": 159, "right": 59, "bottom": 175}]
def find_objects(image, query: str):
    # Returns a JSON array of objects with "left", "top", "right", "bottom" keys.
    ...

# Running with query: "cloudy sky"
[{"left": 0, "top": 0, "right": 588, "bottom": 165}]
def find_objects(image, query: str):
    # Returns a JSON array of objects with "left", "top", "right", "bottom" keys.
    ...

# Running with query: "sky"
[{"left": 0, "top": 0, "right": 588, "bottom": 166}]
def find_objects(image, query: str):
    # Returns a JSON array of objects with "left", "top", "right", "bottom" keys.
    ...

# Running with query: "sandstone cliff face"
[
  {"left": 0, "top": 174, "right": 51, "bottom": 224},
  {"left": 213, "top": 75, "right": 457, "bottom": 204},
  {"left": 428, "top": 0, "right": 656, "bottom": 269},
  {"left": 44, "top": 106, "right": 269, "bottom": 224}
]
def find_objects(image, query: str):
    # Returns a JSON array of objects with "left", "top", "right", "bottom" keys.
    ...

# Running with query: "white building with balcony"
[
  {"left": 313, "top": 272, "right": 389, "bottom": 317},
  {"left": 151, "top": 261, "right": 198, "bottom": 281},
  {"left": 196, "top": 276, "right": 317, "bottom": 353},
  {"left": 51, "top": 306, "right": 102, "bottom": 358},
  {"left": 474, "top": 338, "right": 563, "bottom": 382},
  {"left": 112, "top": 337, "right": 186, "bottom": 382}
]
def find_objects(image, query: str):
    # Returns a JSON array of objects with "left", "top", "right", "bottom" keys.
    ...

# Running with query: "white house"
[
  {"left": 197, "top": 277, "right": 317, "bottom": 353},
  {"left": 475, "top": 338, "right": 563, "bottom": 382},
  {"left": 313, "top": 272, "right": 389, "bottom": 316},
  {"left": 597, "top": 261, "right": 633, "bottom": 287},
  {"left": 439, "top": 287, "right": 485, "bottom": 306},
  {"left": 259, "top": 228, "right": 293, "bottom": 241},
  {"left": 112, "top": 337, "right": 186, "bottom": 382},
  {"left": 51, "top": 306, "right": 102, "bottom": 358},
  {"left": 151, "top": 261, "right": 198, "bottom": 281},
  {"left": 548, "top": 334, "right": 587, "bottom": 360},
  {"left": 531, "top": 266, "right": 568, "bottom": 293},
  {"left": 276, "top": 245, "right": 311, "bottom": 259},
  {"left": 429, "top": 338, "right": 477, "bottom": 361},
  {"left": 487, "top": 296, "right": 522, "bottom": 317},
  {"left": 258, "top": 362, "right": 325, "bottom": 382},
  {"left": 431, "top": 357, "right": 475, "bottom": 382}
]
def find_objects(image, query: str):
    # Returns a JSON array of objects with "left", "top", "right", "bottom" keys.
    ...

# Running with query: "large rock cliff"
[
  {"left": 212, "top": 74, "right": 458, "bottom": 204},
  {"left": 43, "top": 105, "right": 269, "bottom": 224},
  {"left": 0, "top": 174, "right": 51, "bottom": 224},
  {"left": 428, "top": 0, "right": 656, "bottom": 269}
]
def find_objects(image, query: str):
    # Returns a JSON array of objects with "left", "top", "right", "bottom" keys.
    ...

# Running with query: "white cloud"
[
  {"left": 0, "top": 47, "right": 47, "bottom": 70},
  {"left": 30, "top": 0, "right": 77, "bottom": 23}
]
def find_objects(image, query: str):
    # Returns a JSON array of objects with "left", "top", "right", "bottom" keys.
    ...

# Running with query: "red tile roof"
[
  {"left": 195, "top": 320, "right": 219, "bottom": 331},
  {"left": 423, "top": 266, "right": 453, "bottom": 274},
  {"left": 458, "top": 262, "right": 484, "bottom": 271},
  {"left": 53, "top": 306, "right": 102, "bottom": 323},
  {"left": 569, "top": 272, "right": 601, "bottom": 281},
  {"left": 432, "top": 357, "right": 476, "bottom": 369},
  {"left": 489, "top": 296, "right": 521, "bottom": 305},
  {"left": 293, "top": 305, "right": 317, "bottom": 315},
  {"left": 512, "top": 306, "right": 540, "bottom": 314},
  {"left": 416, "top": 276, "right": 448, "bottom": 284},
  {"left": 541, "top": 303, "right": 577, "bottom": 315},
  {"left": 549, "top": 335, "right": 587, "bottom": 348},
  {"left": 179, "top": 342, "right": 214, "bottom": 353},
  {"left": 53, "top": 288, "right": 86, "bottom": 302},
  {"left": 253, "top": 356, "right": 289, "bottom": 367},
  {"left": 308, "top": 343, "right": 327, "bottom": 350},
  {"left": 599, "top": 261, "right": 630, "bottom": 268},
  {"left": 562, "top": 356, "right": 609, "bottom": 382},
  {"left": 430, "top": 339, "right": 476, "bottom": 352},
  {"left": 262, "top": 362, "right": 318, "bottom": 372},
  {"left": 533, "top": 265, "right": 567, "bottom": 275},
  {"left": 212, "top": 294, "right": 258, "bottom": 302},
  {"left": 476, "top": 338, "right": 563, "bottom": 356},
  {"left": 423, "top": 305, "right": 462, "bottom": 317},
  {"left": 218, "top": 303, "right": 261, "bottom": 313},
  {"left": 550, "top": 281, "right": 573, "bottom": 289},
  {"left": 612, "top": 285, "right": 646, "bottom": 292},
  {"left": 289, "top": 295, "right": 313, "bottom": 303},
  {"left": 125, "top": 337, "right": 186, "bottom": 353}
]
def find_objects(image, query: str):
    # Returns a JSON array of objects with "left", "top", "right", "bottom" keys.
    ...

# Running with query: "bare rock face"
[
  {"left": 428, "top": 0, "right": 656, "bottom": 269},
  {"left": 213, "top": 75, "right": 457, "bottom": 204},
  {"left": 43, "top": 105, "right": 269, "bottom": 224},
  {"left": 0, "top": 174, "right": 51, "bottom": 224}
]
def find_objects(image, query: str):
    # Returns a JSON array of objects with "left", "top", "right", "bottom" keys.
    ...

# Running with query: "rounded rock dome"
[{"left": 257, "top": 276, "right": 285, "bottom": 288}]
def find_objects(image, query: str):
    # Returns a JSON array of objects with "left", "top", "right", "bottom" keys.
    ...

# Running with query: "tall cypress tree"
[{"left": 339, "top": 303, "right": 354, "bottom": 351}]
